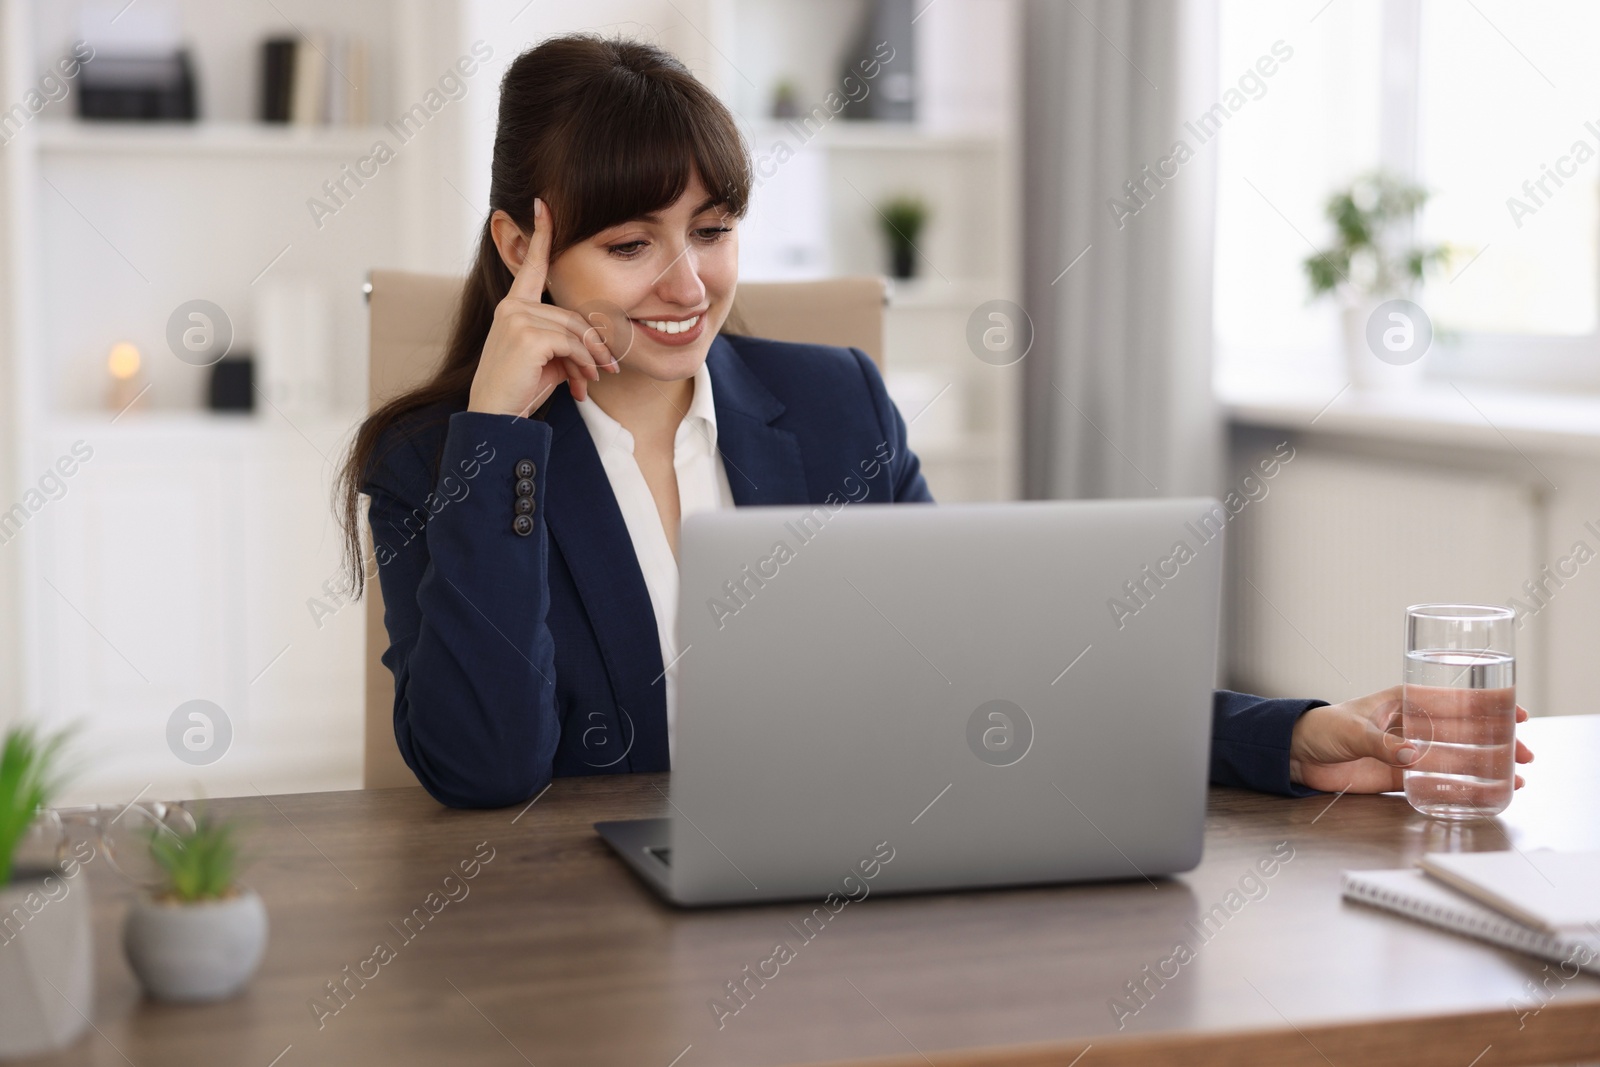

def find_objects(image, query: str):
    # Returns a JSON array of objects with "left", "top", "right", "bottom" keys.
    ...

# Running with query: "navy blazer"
[{"left": 364, "top": 334, "right": 1327, "bottom": 808}]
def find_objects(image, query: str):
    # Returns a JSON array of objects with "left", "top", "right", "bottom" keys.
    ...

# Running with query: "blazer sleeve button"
[
  {"left": 514, "top": 496, "right": 534, "bottom": 516},
  {"left": 514, "top": 459, "right": 537, "bottom": 479},
  {"left": 514, "top": 477, "right": 536, "bottom": 497},
  {"left": 513, "top": 514, "right": 534, "bottom": 536}
]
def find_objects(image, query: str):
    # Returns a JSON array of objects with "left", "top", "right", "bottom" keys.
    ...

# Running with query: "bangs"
[{"left": 547, "top": 64, "right": 750, "bottom": 251}]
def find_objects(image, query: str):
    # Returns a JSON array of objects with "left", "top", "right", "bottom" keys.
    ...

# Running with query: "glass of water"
[{"left": 1401, "top": 604, "right": 1516, "bottom": 819}]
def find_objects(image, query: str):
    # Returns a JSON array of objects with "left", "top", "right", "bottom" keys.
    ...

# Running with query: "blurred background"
[{"left": 0, "top": 0, "right": 1593, "bottom": 804}]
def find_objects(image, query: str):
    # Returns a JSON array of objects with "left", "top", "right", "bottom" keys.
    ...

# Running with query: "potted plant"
[
  {"left": 1303, "top": 170, "right": 1451, "bottom": 389},
  {"left": 0, "top": 725, "right": 91, "bottom": 1058},
  {"left": 878, "top": 193, "right": 930, "bottom": 280},
  {"left": 122, "top": 808, "right": 267, "bottom": 1002},
  {"left": 770, "top": 77, "right": 800, "bottom": 119}
]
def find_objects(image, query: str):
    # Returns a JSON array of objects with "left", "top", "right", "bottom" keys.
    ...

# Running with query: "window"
[{"left": 1215, "top": 0, "right": 1600, "bottom": 392}]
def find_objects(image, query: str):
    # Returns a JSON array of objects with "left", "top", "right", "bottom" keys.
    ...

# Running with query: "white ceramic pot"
[
  {"left": 0, "top": 867, "right": 93, "bottom": 1057},
  {"left": 1342, "top": 296, "right": 1429, "bottom": 390},
  {"left": 123, "top": 889, "right": 268, "bottom": 1002}
]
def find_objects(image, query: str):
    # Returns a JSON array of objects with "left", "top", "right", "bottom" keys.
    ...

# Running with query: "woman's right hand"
[
  {"left": 468, "top": 197, "right": 620, "bottom": 417},
  {"left": 1289, "top": 686, "right": 1534, "bottom": 793}
]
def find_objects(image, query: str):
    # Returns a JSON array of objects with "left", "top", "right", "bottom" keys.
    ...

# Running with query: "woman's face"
[{"left": 545, "top": 170, "right": 739, "bottom": 382}]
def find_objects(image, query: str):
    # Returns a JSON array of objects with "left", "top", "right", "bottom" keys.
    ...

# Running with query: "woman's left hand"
[{"left": 1288, "top": 685, "right": 1535, "bottom": 794}]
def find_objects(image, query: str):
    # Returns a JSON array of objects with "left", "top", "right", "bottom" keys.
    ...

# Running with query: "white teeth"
[{"left": 641, "top": 315, "right": 699, "bottom": 335}]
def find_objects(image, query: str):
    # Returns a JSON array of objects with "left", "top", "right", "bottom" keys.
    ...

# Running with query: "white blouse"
[{"left": 573, "top": 359, "right": 734, "bottom": 761}]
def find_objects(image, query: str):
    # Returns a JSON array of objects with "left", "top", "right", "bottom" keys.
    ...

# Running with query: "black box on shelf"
[
  {"left": 208, "top": 356, "right": 255, "bottom": 413},
  {"left": 78, "top": 49, "right": 199, "bottom": 121}
]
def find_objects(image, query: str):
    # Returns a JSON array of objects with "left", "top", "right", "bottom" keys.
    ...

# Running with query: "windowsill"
[{"left": 1219, "top": 379, "right": 1600, "bottom": 459}]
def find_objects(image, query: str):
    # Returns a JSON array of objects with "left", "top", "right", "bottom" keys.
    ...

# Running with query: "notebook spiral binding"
[{"left": 1341, "top": 871, "right": 1600, "bottom": 975}]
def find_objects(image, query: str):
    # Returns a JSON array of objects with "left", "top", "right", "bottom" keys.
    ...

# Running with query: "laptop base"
[{"left": 594, "top": 818, "right": 676, "bottom": 902}]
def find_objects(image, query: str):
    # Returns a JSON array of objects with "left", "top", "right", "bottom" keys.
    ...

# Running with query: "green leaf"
[
  {"left": 1303, "top": 247, "right": 1348, "bottom": 296},
  {"left": 147, "top": 806, "right": 245, "bottom": 902},
  {"left": 878, "top": 194, "right": 930, "bottom": 246},
  {"left": 0, "top": 724, "right": 76, "bottom": 888}
]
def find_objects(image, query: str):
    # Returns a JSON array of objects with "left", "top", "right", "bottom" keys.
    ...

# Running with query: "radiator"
[{"left": 1227, "top": 446, "right": 1543, "bottom": 708}]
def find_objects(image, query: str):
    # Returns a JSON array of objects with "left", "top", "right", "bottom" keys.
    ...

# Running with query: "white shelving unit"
[
  {"left": 32, "top": 119, "right": 395, "bottom": 156},
  {"left": 729, "top": 1, "right": 1022, "bottom": 503},
  {"left": 0, "top": 0, "right": 474, "bottom": 803}
]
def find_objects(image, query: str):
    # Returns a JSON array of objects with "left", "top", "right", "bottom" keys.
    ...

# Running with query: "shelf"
[
  {"left": 743, "top": 118, "right": 1003, "bottom": 153},
  {"left": 45, "top": 408, "right": 363, "bottom": 441},
  {"left": 33, "top": 121, "right": 392, "bottom": 158}
]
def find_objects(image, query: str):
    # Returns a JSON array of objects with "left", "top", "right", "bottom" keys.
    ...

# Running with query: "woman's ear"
[{"left": 489, "top": 209, "right": 530, "bottom": 276}]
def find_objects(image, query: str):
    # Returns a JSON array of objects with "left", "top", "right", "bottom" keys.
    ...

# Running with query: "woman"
[{"left": 338, "top": 35, "right": 1531, "bottom": 809}]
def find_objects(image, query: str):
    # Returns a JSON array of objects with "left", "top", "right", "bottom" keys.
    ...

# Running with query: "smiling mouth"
[{"left": 631, "top": 313, "right": 703, "bottom": 335}]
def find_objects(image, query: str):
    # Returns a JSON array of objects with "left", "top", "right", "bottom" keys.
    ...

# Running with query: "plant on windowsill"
[
  {"left": 878, "top": 193, "right": 930, "bottom": 280},
  {"left": 0, "top": 725, "right": 91, "bottom": 1057},
  {"left": 122, "top": 807, "right": 268, "bottom": 1002},
  {"left": 1303, "top": 170, "right": 1452, "bottom": 390}
]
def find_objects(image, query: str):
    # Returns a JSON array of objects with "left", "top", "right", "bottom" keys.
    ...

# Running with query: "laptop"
[{"left": 596, "top": 497, "right": 1225, "bottom": 906}]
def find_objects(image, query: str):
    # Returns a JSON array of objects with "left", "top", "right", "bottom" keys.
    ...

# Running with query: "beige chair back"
[{"left": 362, "top": 272, "right": 888, "bottom": 788}]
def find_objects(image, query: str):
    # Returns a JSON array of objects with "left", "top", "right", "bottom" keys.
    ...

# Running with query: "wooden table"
[{"left": 18, "top": 716, "right": 1600, "bottom": 1067}]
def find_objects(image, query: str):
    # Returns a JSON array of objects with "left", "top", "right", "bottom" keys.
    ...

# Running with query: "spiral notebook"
[{"left": 1341, "top": 867, "right": 1600, "bottom": 973}]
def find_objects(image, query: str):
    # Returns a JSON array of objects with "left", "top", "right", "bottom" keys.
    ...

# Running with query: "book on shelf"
[
  {"left": 260, "top": 38, "right": 295, "bottom": 123},
  {"left": 260, "top": 34, "right": 369, "bottom": 127}
]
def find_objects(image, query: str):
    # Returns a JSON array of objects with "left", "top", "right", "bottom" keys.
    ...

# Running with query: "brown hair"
[{"left": 335, "top": 34, "right": 751, "bottom": 596}]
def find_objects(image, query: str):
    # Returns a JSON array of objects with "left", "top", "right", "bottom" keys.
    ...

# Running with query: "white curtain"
[{"left": 1021, "top": 0, "right": 1222, "bottom": 501}]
